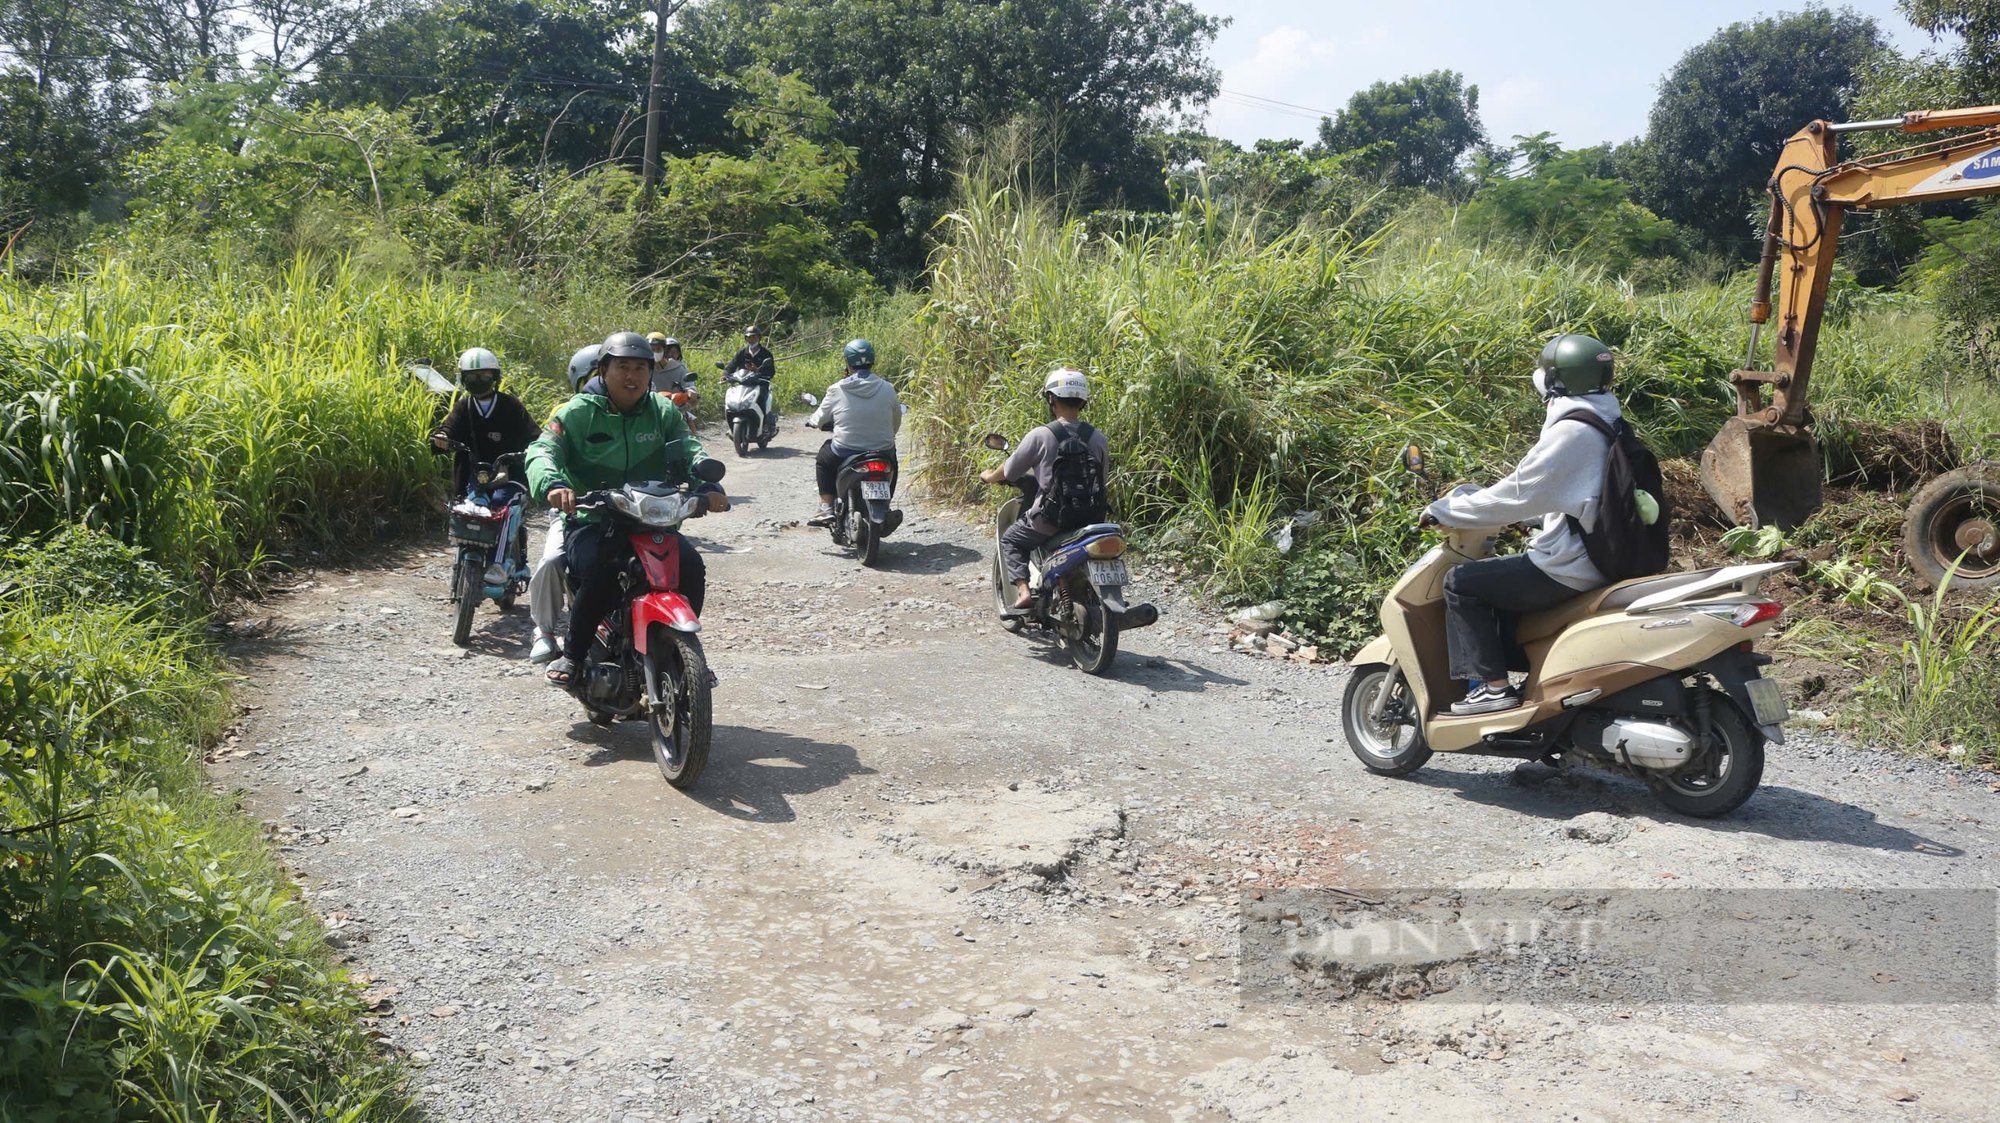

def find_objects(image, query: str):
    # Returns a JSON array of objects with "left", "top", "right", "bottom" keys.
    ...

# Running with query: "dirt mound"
[
  {"left": 1827, "top": 420, "right": 1959, "bottom": 490},
  {"left": 1660, "top": 458, "right": 1727, "bottom": 541}
]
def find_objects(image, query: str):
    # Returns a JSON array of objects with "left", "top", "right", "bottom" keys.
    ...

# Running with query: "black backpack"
[
  {"left": 1042, "top": 420, "right": 1109, "bottom": 530},
  {"left": 1563, "top": 411, "right": 1672, "bottom": 582}
]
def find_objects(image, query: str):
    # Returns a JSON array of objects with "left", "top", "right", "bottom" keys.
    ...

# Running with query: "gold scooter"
[{"left": 1343, "top": 446, "right": 1793, "bottom": 818}]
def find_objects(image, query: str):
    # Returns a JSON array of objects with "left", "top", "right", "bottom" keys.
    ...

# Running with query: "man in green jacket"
[{"left": 527, "top": 331, "right": 729, "bottom": 688}]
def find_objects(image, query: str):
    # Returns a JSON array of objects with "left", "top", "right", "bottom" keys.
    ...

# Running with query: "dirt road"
[{"left": 218, "top": 425, "right": 2000, "bottom": 1122}]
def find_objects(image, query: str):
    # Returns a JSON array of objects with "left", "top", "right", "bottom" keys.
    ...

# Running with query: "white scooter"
[{"left": 717, "top": 362, "right": 772, "bottom": 456}]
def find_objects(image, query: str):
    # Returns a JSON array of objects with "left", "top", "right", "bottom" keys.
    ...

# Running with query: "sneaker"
[
  {"left": 1450, "top": 683, "right": 1523, "bottom": 716},
  {"left": 807, "top": 504, "right": 837, "bottom": 528},
  {"left": 483, "top": 563, "right": 509, "bottom": 587},
  {"left": 528, "top": 634, "right": 560, "bottom": 665}
]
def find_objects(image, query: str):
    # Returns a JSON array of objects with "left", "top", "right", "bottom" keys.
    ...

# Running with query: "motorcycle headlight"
[
  {"left": 638, "top": 495, "right": 682, "bottom": 525},
  {"left": 610, "top": 492, "right": 640, "bottom": 519}
]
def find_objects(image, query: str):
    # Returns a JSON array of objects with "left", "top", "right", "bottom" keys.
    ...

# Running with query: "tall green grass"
[{"left": 906, "top": 181, "right": 1983, "bottom": 647}]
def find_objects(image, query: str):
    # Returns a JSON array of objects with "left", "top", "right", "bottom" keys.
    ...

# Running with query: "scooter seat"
[
  {"left": 1513, "top": 568, "right": 1719, "bottom": 644},
  {"left": 1044, "top": 522, "right": 1122, "bottom": 551}
]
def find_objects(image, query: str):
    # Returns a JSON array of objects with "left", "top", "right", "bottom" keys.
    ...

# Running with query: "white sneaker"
[
  {"left": 528, "top": 635, "right": 560, "bottom": 664},
  {"left": 483, "top": 563, "right": 509, "bottom": 587}
]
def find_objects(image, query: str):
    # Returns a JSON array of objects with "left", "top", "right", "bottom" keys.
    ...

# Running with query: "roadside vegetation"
[{"left": 8, "top": 0, "right": 2000, "bottom": 1114}]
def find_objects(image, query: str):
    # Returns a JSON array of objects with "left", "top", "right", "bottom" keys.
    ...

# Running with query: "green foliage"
[
  {"left": 1464, "top": 134, "right": 1683, "bottom": 278},
  {"left": 1276, "top": 541, "right": 1388, "bottom": 655},
  {"left": 684, "top": 0, "right": 1223, "bottom": 278},
  {"left": 1902, "top": 201, "right": 2000, "bottom": 383},
  {"left": 1168, "top": 136, "right": 1417, "bottom": 243},
  {"left": 910, "top": 175, "right": 1756, "bottom": 648},
  {"left": 1640, "top": 8, "right": 1887, "bottom": 258},
  {"left": 0, "top": 524, "right": 179, "bottom": 615},
  {"left": 0, "top": 257, "right": 504, "bottom": 588},
  {"left": 0, "top": 593, "right": 406, "bottom": 1120},
  {"left": 1853, "top": 562, "right": 2000, "bottom": 760},
  {"left": 1721, "top": 524, "right": 1788, "bottom": 559},
  {"left": 1312, "top": 70, "right": 1485, "bottom": 194}
]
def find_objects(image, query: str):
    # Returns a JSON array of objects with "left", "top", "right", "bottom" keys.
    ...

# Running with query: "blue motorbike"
[
  {"left": 982, "top": 432, "right": 1158, "bottom": 675},
  {"left": 444, "top": 447, "right": 531, "bottom": 646}
]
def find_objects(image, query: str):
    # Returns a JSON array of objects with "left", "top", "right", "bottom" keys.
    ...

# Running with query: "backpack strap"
[{"left": 1559, "top": 411, "right": 1618, "bottom": 439}]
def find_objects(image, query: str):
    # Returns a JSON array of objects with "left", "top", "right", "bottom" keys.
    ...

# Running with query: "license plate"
[
  {"left": 1744, "top": 676, "right": 1788, "bottom": 725},
  {"left": 1087, "top": 560, "right": 1128, "bottom": 586},
  {"left": 860, "top": 481, "right": 892, "bottom": 499}
]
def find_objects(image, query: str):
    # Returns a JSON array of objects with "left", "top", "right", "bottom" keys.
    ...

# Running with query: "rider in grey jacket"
[{"left": 806, "top": 339, "right": 902, "bottom": 527}]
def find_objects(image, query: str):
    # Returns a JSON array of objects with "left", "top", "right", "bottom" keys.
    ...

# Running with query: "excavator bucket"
[{"left": 1699, "top": 416, "right": 1823, "bottom": 531}]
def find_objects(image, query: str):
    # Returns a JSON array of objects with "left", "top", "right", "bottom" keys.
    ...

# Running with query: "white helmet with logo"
[
  {"left": 457, "top": 347, "right": 500, "bottom": 375},
  {"left": 1042, "top": 367, "right": 1090, "bottom": 403},
  {"left": 567, "top": 345, "right": 602, "bottom": 392}
]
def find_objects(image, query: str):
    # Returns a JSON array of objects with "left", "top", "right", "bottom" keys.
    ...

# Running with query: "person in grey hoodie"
[
  {"left": 806, "top": 339, "right": 902, "bottom": 527},
  {"left": 1423, "top": 334, "right": 1622, "bottom": 715}
]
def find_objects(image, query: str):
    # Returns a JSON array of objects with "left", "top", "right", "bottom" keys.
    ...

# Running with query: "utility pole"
[{"left": 640, "top": 0, "right": 674, "bottom": 202}]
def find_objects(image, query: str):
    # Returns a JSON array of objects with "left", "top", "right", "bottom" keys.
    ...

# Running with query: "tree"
[
  {"left": 680, "top": 0, "right": 1221, "bottom": 280},
  {"left": 1900, "top": 0, "right": 2000, "bottom": 99},
  {"left": 1464, "top": 133, "right": 1683, "bottom": 277},
  {"left": 1311, "top": 70, "right": 1484, "bottom": 193},
  {"left": 314, "top": 0, "right": 737, "bottom": 172},
  {"left": 1640, "top": 9, "right": 1885, "bottom": 259}
]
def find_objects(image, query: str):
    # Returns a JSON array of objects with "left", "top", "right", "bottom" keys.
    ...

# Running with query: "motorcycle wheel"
[
  {"left": 1341, "top": 663, "right": 1431, "bottom": 776},
  {"left": 732, "top": 419, "right": 751, "bottom": 456},
  {"left": 1062, "top": 578, "right": 1119, "bottom": 676},
  {"left": 1644, "top": 691, "right": 1763, "bottom": 818},
  {"left": 644, "top": 628, "right": 712, "bottom": 790},
  {"left": 850, "top": 501, "right": 879, "bottom": 566},
  {"left": 451, "top": 553, "right": 481, "bottom": 646},
  {"left": 991, "top": 552, "right": 1024, "bottom": 633}
]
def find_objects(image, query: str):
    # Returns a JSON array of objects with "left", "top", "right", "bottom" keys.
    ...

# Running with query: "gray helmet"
[
  {"left": 567, "top": 345, "right": 602, "bottom": 391},
  {"left": 743, "top": 325, "right": 762, "bottom": 339},
  {"left": 1536, "top": 334, "right": 1614, "bottom": 397},
  {"left": 601, "top": 331, "right": 652, "bottom": 365},
  {"left": 843, "top": 338, "right": 876, "bottom": 369}
]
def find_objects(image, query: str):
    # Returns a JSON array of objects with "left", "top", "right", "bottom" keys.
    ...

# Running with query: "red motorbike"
[{"left": 566, "top": 461, "right": 727, "bottom": 789}]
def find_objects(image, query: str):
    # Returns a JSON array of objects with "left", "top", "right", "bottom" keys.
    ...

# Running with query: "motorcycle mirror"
[
  {"left": 1400, "top": 444, "right": 1425, "bottom": 474},
  {"left": 800, "top": 392, "right": 819, "bottom": 406},
  {"left": 713, "top": 361, "right": 728, "bottom": 370},
  {"left": 694, "top": 459, "right": 727, "bottom": 484},
  {"left": 983, "top": 433, "right": 1011, "bottom": 452},
  {"left": 900, "top": 403, "right": 910, "bottom": 414}
]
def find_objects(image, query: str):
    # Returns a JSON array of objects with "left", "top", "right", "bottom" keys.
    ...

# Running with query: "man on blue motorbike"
[{"left": 979, "top": 368, "right": 1110, "bottom": 609}]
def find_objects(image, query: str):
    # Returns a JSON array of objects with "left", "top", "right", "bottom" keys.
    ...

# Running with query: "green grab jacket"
[{"left": 525, "top": 392, "right": 715, "bottom": 524}]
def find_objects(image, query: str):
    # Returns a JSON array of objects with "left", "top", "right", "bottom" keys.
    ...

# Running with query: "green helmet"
[
  {"left": 843, "top": 338, "right": 876, "bottom": 370},
  {"left": 1536, "top": 334, "right": 1614, "bottom": 397}
]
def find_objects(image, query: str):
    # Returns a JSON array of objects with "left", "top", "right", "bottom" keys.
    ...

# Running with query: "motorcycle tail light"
[
  {"left": 861, "top": 460, "right": 891, "bottom": 475},
  {"left": 1085, "top": 536, "right": 1126, "bottom": 559},
  {"left": 1693, "top": 600, "right": 1783, "bottom": 627}
]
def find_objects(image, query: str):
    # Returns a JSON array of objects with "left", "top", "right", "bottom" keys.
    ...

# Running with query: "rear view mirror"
[
  {"left": 714, "top": 361, "right": 727, "bottom": 371},
  {"left": 694, "top": 458, "right": 727, "bottom": 484},
  {"left": 800, "top": 392, "right": 819, "bottom": 407},
  {"left": 983, "top": 433, "right": 1011, "bottom": 452},
  {"left": 1400, "top": 444, "right": 1426, "bottom": 474}
]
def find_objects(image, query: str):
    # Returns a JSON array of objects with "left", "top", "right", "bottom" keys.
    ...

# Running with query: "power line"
[{"left": 1217, "top": 87, "right": 1340, "bottom": 121}]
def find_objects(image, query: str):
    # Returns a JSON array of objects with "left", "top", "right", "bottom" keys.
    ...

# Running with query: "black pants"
[
  {"left": 564, "top": 521, "right": 706, "bottom": 660},
  {"left": 815, "top": 442, "right": 898, "bottom": 497},
  {"left": 1000, "top": 517, "right": 1053, "bottom": 583},
  {"left": 1443, "top": 553, "right": 1578, "bottom": 683}
]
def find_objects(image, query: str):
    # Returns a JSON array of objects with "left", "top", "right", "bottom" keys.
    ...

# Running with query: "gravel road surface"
[{"left": 216, "top": 425, "right": 2000, "bottom": 1122}]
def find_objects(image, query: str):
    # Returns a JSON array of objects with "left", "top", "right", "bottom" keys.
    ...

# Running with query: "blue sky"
[{"left": 1194, "top": 0, "right": 1936, "bottom": 150}]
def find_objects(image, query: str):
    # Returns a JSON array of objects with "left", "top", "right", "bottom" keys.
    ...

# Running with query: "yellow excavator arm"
[{"left": 1700, "top": 106, "right": 2000, "bottom": 529}]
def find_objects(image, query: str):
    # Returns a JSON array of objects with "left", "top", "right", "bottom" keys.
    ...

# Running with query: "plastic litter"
[{"left": 1230, "top": 600, "right": 1287, "bottom": 624}]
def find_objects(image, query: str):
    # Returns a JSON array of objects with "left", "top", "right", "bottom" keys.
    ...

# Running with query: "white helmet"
[
  {"left": 1042, "top": 367, "right": 1090, "bottom": 403},
  {"left": 457, "top": 347, "right": 500, "bottom": 375},
  {"left": 567, "top": 345, "right": 602, "bottom": 392}
]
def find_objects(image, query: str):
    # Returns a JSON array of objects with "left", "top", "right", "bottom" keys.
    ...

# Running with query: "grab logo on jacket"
[{"left": 634, "top": 431, "right": 660, "bottom": 445}]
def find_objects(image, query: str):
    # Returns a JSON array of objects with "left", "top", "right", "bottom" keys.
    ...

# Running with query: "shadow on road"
[
  {"left": 1407, "top": 763, "right": 1967, "bottom": 855},
  {"left": 570, "top": 722, "right": 872, "bottom": 824},
  {"left": 869, "top": 541, "right": 982, "bottom": 574}
]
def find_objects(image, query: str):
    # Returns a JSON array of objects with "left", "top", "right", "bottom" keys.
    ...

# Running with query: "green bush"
[{"left": 0, "top": 525, "right": 180, "bottom": 616}]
